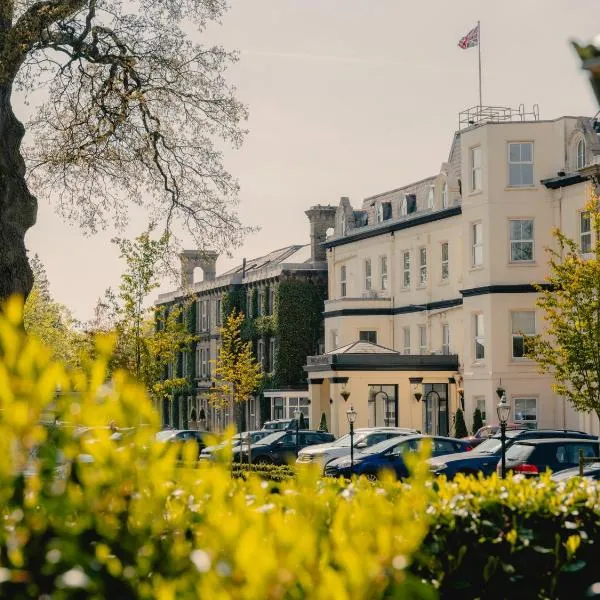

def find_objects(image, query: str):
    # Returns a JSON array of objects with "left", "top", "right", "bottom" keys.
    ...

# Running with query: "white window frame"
[
  {"left": 380, "top": 255, "right": 388, "bottom": 290},
  {"left": 508, "top": 142, "right": 534, "bottom": 187},
  {"left": 577, "top": 138, "right": 586, "bottom": 170},
  {"left": 442, "top": 324, "right": 450, "bottom": 355},
  {"left": 257, "top": 339, "right": 264, "bottom": 371},
  {"left": 442, "top": 181, "right": 448, "bottom": 208},
  {"left": 403, "top": 327, "right": 410, "bottom": 355},
  {"left": 418, "top": 325, "right": 427, "bottom": 354},
  {"left": 509, "top": 219, "right": 534, "bottom": 263},
  {"left": 258, "top": 290, "right": 265, "bottom": 316},
  {"left": 441, "top": 241, "right": 449, "bottom": 281},
  {"left": 201, "top": 348, "right": 208, "bottom": 378},
  {"left": 269, "top": 338, "right": 276, "bottom": 373},
  {"left": 402, "top": 251, "right": 411, "bottom": 288},
  {"left": 474, "top": 313, "right": 485, "bottom": 361},
  {"left": 513, "top": 397, "right": 537, "bottom": 428},
  {"left": 418, "top": 247, "right": 427, "bottom": 286},
  {"left": 511, "top": 311, "right": 536, "bottom": 359},
  {"left": 427, "top": 185, "right": 435, "bottom": 209},
  {"left": 472, "top": 222, "right": 483, "bottom": 267},
  {"left": 580, "top": 211, "right": 592, "bottom": 254},
  {"left": 364, "top": 258, "right": 372, "bottom": 291},
  {"left": 340, "top": 265, "right": 347, "bottom": 297},
  {"left": 331, "top": 330, "right": 339, "bottom": 351},
  {"left": 201, "top": 299, "right": 209, "bottom": 331},
  {"left": 376, "top": 202, "right": 384, "bottom": 223},
  {"left": 471, "top": 146, "right": 482, "bottom": 192},
  {"left": 400, "top": 196, "right": 408, "bottom": 217},
  {"left": 215, "top": 297, "right": 222, "bottom": 326}
]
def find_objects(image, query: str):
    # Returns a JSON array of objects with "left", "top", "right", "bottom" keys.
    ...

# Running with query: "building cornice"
[
  {"left": 460, "top": 284, "right": 553, "bottom": 297},
  {"left": 323, "top": 206, "right": 462, "bottom": 249},
  {"left": 541, "top": 173, "right": 588, "bottom": 189},
  {"left": 305, "top": 354, "right": 459, "bottom": 373}
]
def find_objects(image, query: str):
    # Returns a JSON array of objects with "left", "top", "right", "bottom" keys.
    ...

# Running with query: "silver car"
[{"left": 296, "top": 427, "right": 419, "bottom": 469}]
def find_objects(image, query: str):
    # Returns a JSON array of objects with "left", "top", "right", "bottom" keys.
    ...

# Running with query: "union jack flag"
[{"left": 458, "top": 24, "right": 479, "bottom": 49}]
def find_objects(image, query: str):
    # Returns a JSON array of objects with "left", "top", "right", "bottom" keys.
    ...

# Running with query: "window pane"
[
  {"left": 509, "top": 164, "right": 521, "bottom": 186},
  {"left": 521, "top": 142, "right": 533, "bottom": 163},
  {"left": 521, "top": 164, "right": 533, "bottom": 185},
  {"left": 475, "top": 340, "right": 485, "bottom": 360},
  {"left": 512, "top": 336, "right": 524, "bottom": 358},
  {"left": 508, "top": 143, "right": 520, "bottom": 162},
  {"left": 442, "top": 242, "right": 448, "bottom": 261},
  {"left": 512, "top": 311, "right": 535, "bottom": 334}
]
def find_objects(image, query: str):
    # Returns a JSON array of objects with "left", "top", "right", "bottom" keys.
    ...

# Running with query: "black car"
[
  {"left": 233, "top": 430, "right": 335, "bottom": 465},
  {"left": 500, "top": 438, "right": 600, "bottom": 476},
  {"left": 324, "top": 435, "right": 471, "bottom": 480},
  {"left": 155, "top": 429, "right": 210, "bottom": 456},
  {"left": 429, "top": 429, "right": 598, "bottom": 479},
  {"left": 262, "top": 419, "right": 308, "bottom": 431}
]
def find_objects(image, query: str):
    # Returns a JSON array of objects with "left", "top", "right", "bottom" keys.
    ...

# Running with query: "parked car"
[
  {"left": 499, "top": 438, "right": 600, "bottom": 476},
  {"left": 296, "top": 427, "right": 419, "bottom": 469},
  {"left": 200, "top": 430, "right": 271, "bottom": 460},
  {"left": 551, "top": 462, "right": 600, "bottom": 482},
  {"left": 155, "top": 429, "right": 210, "bottom": 456},
  {"left": 261, "top": 419, "right": 307, "bottom": 431},
  {"left": 429, "top": 429, "right": 598, "bottom": 479},
  {"left": 324, "top": 435, "right": 471, "bottom": 480},
  {"left": 232, "top": 430, "right": 335, "bottom": 465},
  {"left": 462, "top": 423, "right": 521, "bottom": 447}
]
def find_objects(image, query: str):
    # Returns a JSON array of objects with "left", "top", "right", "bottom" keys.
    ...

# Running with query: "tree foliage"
[
  {"left": 472, "top": 407, "right": 484, "bottom": 434},
  {"left": 0, "top": 0, "right": 251, "bottom": 301},
  {"left": 210, "top": 309, "right": 262, "bottom": 430},
  {"left": 528, "top": 192, "right": 600, "bottom": 423},
  {"left": 23, "top": 254, "right": 83, "bottom": 368}
]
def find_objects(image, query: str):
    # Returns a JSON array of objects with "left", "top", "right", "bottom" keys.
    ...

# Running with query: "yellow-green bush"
[{"left": 0, "top": 298, "right": 433, "bottom": 599}]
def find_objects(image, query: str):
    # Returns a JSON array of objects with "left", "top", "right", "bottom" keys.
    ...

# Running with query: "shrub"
[
  {"left": 319, "top": 411, "right": 328, "bottom": 432},
  {"left": 413, "top": 473, "right": 600, "bottom": 599},
  {"left": 0, "top": 297, "right": 433, "bottom": 599},
  {"left": 231, "top": 462, "right": 295, "bottom": 482},
  {"left": 453, "top": 408, "right": 468, "bottom": 438},
  {"left": 472, "top": 407, "right": 484, "bottom": 434}
]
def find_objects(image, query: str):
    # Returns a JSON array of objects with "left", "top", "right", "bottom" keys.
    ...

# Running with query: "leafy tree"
[
  {"left": 210, "top": 310, "right": 263, "bottom": 434},
  {"left": 23, "top": 254, "right": 82, "bottom": 367},
  {"left": 454, "top": 408, "right": 468, "bottom": 438},
  {"left": 528, "top": 193, "right": 600, "bottom": 425},
  {"left": 0, "top": 0, "right": 249, "bottom": 302},
  {"left": 472, "top": 407, "right": 484, "bottom": 434},
  {"left": 319, "top": 412, "right": 328, "bottom": 432}
]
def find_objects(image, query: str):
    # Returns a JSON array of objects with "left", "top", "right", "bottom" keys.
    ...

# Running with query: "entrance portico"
[{"left": 305, "top": 341, "right": 459, "bottom": 438}]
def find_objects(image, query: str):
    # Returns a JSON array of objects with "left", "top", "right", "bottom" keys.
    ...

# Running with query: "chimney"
[
  {"left": 178, "top": 250, "right": 218, "bottom": 287},
  {"left": 304, "top": 205, "right": 337, "bottom": 263}
]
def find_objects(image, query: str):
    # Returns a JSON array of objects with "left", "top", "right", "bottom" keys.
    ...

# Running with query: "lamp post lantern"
[
  {"left": 294, "top": 409, "right": 302, "bottom": 458},
  {"left": 497, "top": 394, "right": 511, "bottom": 479},
  {"left": 346, "top": 405, "right": 357, "bottom": 469}
]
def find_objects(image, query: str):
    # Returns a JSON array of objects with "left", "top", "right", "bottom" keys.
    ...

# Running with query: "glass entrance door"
[
  {"left": 367, "top": 385, "right": 398, "bottom": 427},
  {"left": 423, "top": 384, "right": 449, "bottom": 436}
]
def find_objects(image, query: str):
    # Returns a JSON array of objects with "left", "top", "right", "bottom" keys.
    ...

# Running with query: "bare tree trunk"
[{"left": 0, "top": 84, "right": 36, "bottom": 302}]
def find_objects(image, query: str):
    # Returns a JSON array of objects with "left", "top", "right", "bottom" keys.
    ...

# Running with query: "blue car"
[
  {"left": 323, "top": 435, "right": 471, "bottom": 480},
  {"left": 429, "top": 428, "right": 598, "bottom": 478}
]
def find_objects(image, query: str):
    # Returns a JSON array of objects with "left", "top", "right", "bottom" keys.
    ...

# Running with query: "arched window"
[
  {"left": 442, "top": 181, "right": 448, "bottom": 208},
  {"left": 577, "top": 138, "right": 586, "bottom": 169}
]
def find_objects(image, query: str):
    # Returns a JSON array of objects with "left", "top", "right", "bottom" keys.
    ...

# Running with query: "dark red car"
[{"left": 462, "top": 424, "right": 521, "bottom": 447}]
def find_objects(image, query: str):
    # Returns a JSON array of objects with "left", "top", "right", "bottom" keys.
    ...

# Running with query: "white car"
[{"left": 296, "top": 427, "right": 419, "bottom": 469}]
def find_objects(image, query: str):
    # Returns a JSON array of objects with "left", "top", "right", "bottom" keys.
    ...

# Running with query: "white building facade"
[{"left": 306, "top": 108, "right": 600, "bottom": 438}]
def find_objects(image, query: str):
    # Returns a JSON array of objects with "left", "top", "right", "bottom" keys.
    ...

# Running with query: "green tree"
[
  {"left": 318, "top": 412, "right": 328, "bottom": 432},
  {"left": 210, "top": 310, "right": 263, "bottom": 433},
  {"left": 23, "top": 255, "right": 82, "bottom": 368},
  {"left": 472, "top": 407, "right": 484, "bottom": 434},
  {"left": 0, "top": 0, "right": 249, "bottom": 302},
  {"left": 454, "top": 408, "right": 468, "bottom": 438},
  {"left": 528, "top": 193, "right": 600, "bottom": 425}
]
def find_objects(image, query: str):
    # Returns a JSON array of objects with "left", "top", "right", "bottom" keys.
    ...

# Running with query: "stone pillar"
[
  {"left": 305, "top": 205, "right": 337, "bottom": 263},
  {"left": 179, "top": 250, "right": 219, "bottom": 287}
]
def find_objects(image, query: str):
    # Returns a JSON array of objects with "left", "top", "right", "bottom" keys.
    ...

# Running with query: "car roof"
[
  {"left": 512, "top": 437, "right": 600, "bottom": 445},
  {"left": 354, "top": 427, "right": 418, "bottom": 433},
  {"left": 492, "top": 429, "right": 594, "bottom": 440}
]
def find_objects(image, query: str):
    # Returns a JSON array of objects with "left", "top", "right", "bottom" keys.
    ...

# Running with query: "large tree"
[
  {"left": 528, "top": 193, "right": 600, "bottom": 425},
  {"left": 0, "top": 0, "right": 248, "bottom": 301}
]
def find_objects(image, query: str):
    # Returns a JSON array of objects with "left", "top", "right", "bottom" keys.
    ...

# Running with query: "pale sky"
[{"left": 24, "top": 0, "right": 600, "bottom": 321}]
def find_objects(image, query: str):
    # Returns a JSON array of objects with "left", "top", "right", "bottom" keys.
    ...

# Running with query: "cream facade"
[{"left": 307, "top": 108, "right": 599, "bottom": 437}]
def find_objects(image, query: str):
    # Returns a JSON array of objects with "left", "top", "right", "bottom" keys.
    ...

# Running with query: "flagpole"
[{"left": 478, "top": 20, "right": 482, "bottom": 110}]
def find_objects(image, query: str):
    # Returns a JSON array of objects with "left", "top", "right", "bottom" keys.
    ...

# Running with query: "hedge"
[
  {"left": 231, "top": 462, "right": 295, "bottom": 482},
  {"left": 413, "top": 473, "right": 600, "bottom": 599}
]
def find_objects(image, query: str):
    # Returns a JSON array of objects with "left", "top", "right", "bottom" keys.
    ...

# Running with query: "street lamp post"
[
  {"left": 346, "top": 405, "right": 357, "bottom": 469},
  {"left": 294, "top": 409, "right": 302, "bottom": 458},
  {"left": 497, "top": 394, "right": 511, "bottom": 479}
]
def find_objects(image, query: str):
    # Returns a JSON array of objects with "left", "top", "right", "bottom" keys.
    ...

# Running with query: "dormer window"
[
  {"left": 376, "top": 202, "right": 392, "bottom": 223},
  {"left": 577, "top": 138, "right": 586, "bottom": 169},
  {"left": 403, "top": 193, "right": 417, "bottom": 215}
]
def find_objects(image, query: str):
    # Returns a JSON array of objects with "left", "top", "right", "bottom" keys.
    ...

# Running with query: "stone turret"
[
  {"left": 305, "top": 205, "right": 337, "bottom": 262},
  {"left": 179, "top": 250, "right": 218, "bottom": 287}
]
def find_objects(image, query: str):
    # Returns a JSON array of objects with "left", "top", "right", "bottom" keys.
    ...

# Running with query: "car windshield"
[
  {"left": 330, "top": 434, "right": 366, "bottom": 448},
  {"left": 254, "top": 431, "right": 286, "bottom": 445},
  {"left": 474, "top": 438, "right": 502, "bottom": 454},
  {"left": 360, "top": 436, "right": 411, "bottom": 456},
  {"left": 156, "top": 430, "right": 177, "bottom": 442}
]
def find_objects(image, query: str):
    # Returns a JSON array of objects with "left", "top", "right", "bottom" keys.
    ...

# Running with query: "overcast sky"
[{"left": 24, "top": 0, "right": 600, "bottom": 320}]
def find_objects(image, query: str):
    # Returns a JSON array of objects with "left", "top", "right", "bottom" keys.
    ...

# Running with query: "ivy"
[
  {"left": 222, "top": 285, "right": 245, "bottom": 319},
  {"left": 254, "top": 315, "right": 276, "bottom": 336}
]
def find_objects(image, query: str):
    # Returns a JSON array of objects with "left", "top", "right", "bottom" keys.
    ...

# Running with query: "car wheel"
[
  {"left": 365, "top": 473, "right": 378, "bottom": 483},
  {"left": 254, "top": 456, "right": 272, "bottom": 465}
]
